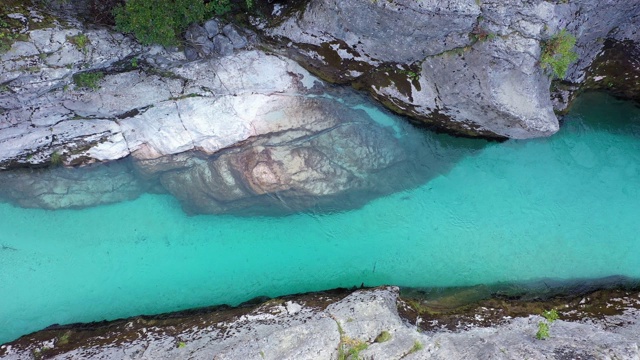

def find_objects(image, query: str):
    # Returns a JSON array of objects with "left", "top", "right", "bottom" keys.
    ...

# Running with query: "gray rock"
[
  {"left": 199, "top": 39, "right": 215, "bottom": 56},
  {"left": 213, "top": 34, "right": 234, "bottom": 56},
  {"left": 184, "top": 23, "right": 208, "bottom": 45},
  {"left": 204, "top": 19, "right": 219, "bottom": 38},
  {"left": 222, "top": 24, "right": 248, "bottom": 49},
  {"left": 184, "top": 46, "right": 199, "bottom": 61},
  {"left": 260, "top": 0, "right": 640, "bottom": 139},
  {"left": 3, "top": 287, "right": 640, "bottom": 360}
]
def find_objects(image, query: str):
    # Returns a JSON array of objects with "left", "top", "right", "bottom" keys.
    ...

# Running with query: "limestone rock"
[
  {"left": 2, "top": 287, "right": 639, "bottom": 360},
  {"left": 260, "top": 0, "right": 640, "bottom": 139}
]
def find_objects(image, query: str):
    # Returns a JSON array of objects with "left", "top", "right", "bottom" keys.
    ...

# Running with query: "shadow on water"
[{"left": 564, "top": 91, "right": 640, "bottom": 136}]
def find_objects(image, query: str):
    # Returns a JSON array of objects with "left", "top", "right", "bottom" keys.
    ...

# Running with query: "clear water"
[{"left": 1, "top": 92, "right": 640, "bottom": 344}]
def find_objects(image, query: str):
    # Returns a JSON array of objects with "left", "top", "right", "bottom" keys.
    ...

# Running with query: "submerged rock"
[
  {"left": 153, "top": 97, "right": 411, "bottom": 214},
  {"left": 0, "top": 160, "right": 145, "bottom": 209}
]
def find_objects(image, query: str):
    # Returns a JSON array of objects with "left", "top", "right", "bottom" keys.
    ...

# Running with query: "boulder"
[
  {"left": 212, "top": 34, "right": 234, "bottom": 56},
  {"left": 222, "top": 24, "right": 248, "bottom": 49},
  {"left": 203, "top": 19, "right": 219, "bottom": 38}
]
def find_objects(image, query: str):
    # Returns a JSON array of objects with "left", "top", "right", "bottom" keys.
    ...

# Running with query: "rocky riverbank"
[
  {"left": 256, "top": 0, "right": 640, "bottom": 138},
  {"left": 1, "top": 0, "right": 640, "bottom": 213},
  {"left": 1, "top": 285, "right": 639, "bottom": 359}
]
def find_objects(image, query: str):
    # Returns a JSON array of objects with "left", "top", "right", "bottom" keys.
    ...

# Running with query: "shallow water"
[{"left": 1, "top": 92, "right": 639, "bottom": 343}]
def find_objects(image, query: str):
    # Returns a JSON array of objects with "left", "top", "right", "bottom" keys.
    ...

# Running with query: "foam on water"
[{"left": 1, "top": 92, "right": 639, "bottom": 343}]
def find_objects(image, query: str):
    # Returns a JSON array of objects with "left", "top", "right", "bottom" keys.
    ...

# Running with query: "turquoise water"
[{"left": 1, "top": 92, "right": 640, "bottom": 343}]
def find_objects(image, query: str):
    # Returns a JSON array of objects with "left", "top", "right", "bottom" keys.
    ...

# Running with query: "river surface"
[{"left": 1, "top": 92, "right": 639, "bottom": 343}]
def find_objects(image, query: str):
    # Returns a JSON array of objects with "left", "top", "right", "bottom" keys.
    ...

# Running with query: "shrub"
[
  {"left": 114, "top": 0, "right": 204, "bottom": 46},
  {"left": 113, "top": 0, "right": 232, "bottom": 47},
  {"left": 540, "top": 29, "right": 578, "bottom": 79}
]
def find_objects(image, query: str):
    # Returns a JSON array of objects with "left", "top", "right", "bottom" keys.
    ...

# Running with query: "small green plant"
[
  {"left": 131, "top": 57, "right": 138, "bottom": 68},
  {"left": 374, "top": 330, "right": 391, "bottom": 343},
  {"left": 73, "top": 71, "right": 104, "bottom": 90},
  {"left": 399, "top": 69, "right": 420, "bottom": 81},
  {"left": 409, "top": 340, "right": 424, "bottom": 354},
  {"left": 338, "top": 337, "right": 368, "bottom": 360},
  {"left": 540, "top": 29, "right": 578, "bottom": 79},
  {"left": 536, "top": 321, "right": 550, "bottom": 340},
  {"left": 470, "top": 25, "right": 495, "bottom": 43},
  {"left": 542, "top": 309, "right": 559, "bottom": 322},
  {"left": 536, "top": 309, "right": 559, "bottom": 340},
  {"left": 67, "top": 33, "right": 90, "bottom": 53},
  {"left": 177, "top": 341, "right": 186, "bottom": 348}
]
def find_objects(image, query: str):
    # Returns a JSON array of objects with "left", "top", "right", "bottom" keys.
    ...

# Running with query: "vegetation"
[
  {"left": 0, "top": 16, "right": 28, "bottom": 53},
  {"left": 540, "top": 29, "right": 578, "bottom": 79},
  {"left": 67, "top": 33, "right": 90, "bottom": 53},
  {"left": 333, "top": 317, "right": 368, "bottom": 360},
  {"left": 73, "top": 71, "right": 104, "bottom": 90},
  {"left": 408, "top": 340, "right": 424, "bottom": 354},
  {"left": 536, "top": 308, "right": 559, "bottom": 340},
  {"left": 113, "top": 0, "right": 233, "bottom": 47},
  {"left": 374, "top": 330, "right": 391, "bottom": 343},
  {"left": 470, "top": 24, "right": 496, "bottom": 43},
  {"left": 338, "top": 337, "right": 368, "bottom": 360}
]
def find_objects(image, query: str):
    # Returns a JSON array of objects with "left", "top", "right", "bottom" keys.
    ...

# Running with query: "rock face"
[
  {"left": 258, "top": 0, "right": 640, "bottom": 139},
  {"left": 2, "top": 286, "right": 639, "bottom": 359}
]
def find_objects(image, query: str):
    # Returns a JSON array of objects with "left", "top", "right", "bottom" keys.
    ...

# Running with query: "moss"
[
  {"left": 374, "top": 330, "right": 391, "bottom": 343},
  {"left": 67, "top": 33, "right": 90, "bottom": 53},
  {"left": 0, "top": 0, "right": 61, "bottom": 53},
  {"left": 73, "top": 71, "right": 104, "bottom": 90}
]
